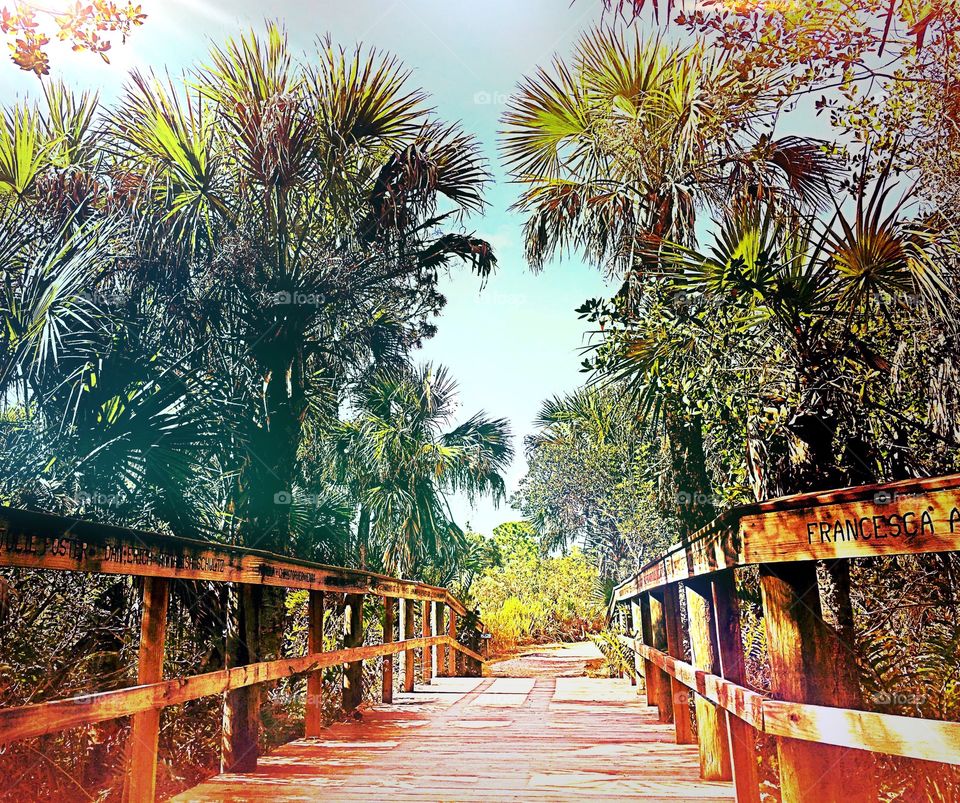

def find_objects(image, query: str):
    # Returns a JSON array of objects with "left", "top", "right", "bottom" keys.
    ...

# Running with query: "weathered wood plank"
[
  {"left": 127, "top": 577, "right": 169, "bottom": 803},
  {"left": 305, "top": 590, "right": 324, "bottom": 737},
  {"left": 175, "top": 671, "right": 736, "bottom": 803},
  {"left": 0, "top": 636, "right": 452, "bottom": 744},
  {"left": 686, "top": 579, "right": 732, "bottom": 782},
  {"left": 620, "top": 640, "right": 960, "bottom": 766},
  {"left": 663, "top": 583, "right": 695, "bottom": 744},
  {"left": 343, "top": 593, "right": 365, "bottom": 713},
  {"left": 421, "top": 599, "right": 433, "bottom": 684},
  {"left": 760, "top": 562, "right": 875, "bottom": 801},
  {"left": 402, "top": 599, "right": 416, "bottom": 693},
  {"left": 763, "top": 700, "right": 960, "bottom": 767},
  {"left": 613, "top": 474, "right": 960, "bottom": 600},
  {"left": 648, "top": 592, "right": 674, "bottom": 724},
  {"left": 711, "top": 570, "right": 761, "bottom": 803},
  {"left": 382, "top": 597, "right": 395, "bottom": 704},
  {"left": 0, "top": 505, "right": 461, "bottom": 610}
]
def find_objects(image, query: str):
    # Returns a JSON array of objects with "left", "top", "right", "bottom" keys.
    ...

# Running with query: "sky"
[{"left": 0, "top": 1, "right": 615, "bottom": 536}]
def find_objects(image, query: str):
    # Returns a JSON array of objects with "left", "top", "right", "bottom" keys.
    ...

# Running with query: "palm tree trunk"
[
  {"left": 664, "top": 400, "right": 716, "bottom": 538},
  {"left": 357, "top": 506, "right": 371, "bottom": 571}
]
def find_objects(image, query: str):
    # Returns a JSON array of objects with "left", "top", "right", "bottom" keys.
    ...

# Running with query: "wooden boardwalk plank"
[{"left": 175, "top": 645, "right": 734, "bottom": 802}]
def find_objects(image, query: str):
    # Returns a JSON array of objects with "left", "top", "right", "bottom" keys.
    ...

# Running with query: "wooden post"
[
  {"left": 760, "top": 562, "right": 875, "bottom": 802},
  {"left": 629, "top": 598, "right": 645, "bottom": 695},
  {"left": 434, "top": 602, "right": 447, "bottom": 677},
  {"left": 222, "top": 583, "right": 260, "bottom": 773},
  {"left": 711, "top": 570, "right": 761, "bottom": 803},
  {"left": 421, "top": 599, "right": 433, "bottom": 684},
  {"left": 686, "top": 577, "right": 733, "bottom": 781},
  {"left": 127, "top": 577, "right": 169, "bottom": 803},
  {"left": 403, "top": 599, "right": 416, "bottom": 692},
  {"left": 639, "top": 593, "right": 660, "bottom": 710},
  {"left": 448, "top": 607, "right": 458, "bottom": 676},
  {"left": 305, "top": 590, "right": 324, "bottom": 737},
  {"left": 663, "top": 583, "right": 695, "bottom": 744},
  {"left": 343, "top": 593, "right": 365, "bottom": 712},
  {"left": 648, "top": 591, "right": 674, "bottom": 723},
  {"left": 382, "top": 597, "right": 395, "bottom": 704}
]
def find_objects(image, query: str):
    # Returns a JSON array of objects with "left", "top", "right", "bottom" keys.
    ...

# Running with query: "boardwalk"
[{"left": 175, "top": 644, "right": 734, "bottom": 802}]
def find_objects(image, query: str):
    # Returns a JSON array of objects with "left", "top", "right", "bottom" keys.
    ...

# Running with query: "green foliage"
[
  {"left": 589, "top": 629, "right": 636, "bottom": 679},
  {"left": 515, "top": 385, "right": 674, "bottom": 579},
  {"left": 470, "top": 522, "right": 605, "bottom": 651}
]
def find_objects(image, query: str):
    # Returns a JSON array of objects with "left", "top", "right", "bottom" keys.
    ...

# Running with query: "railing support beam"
[
  {"left": 648, "top": 591, "right": 674, "bottom": 723},
  {"left": 711, "top": 570, "right": 761, "bottom": 803},
  {"left": 343, "top": 593, "right": 365, "bottom": 712},
  {"left": 448, "top": 608, "right": 459, "bottom": 676},
  {"left": 759, "top": 562, "right": 876, "bottom": 802},
  {"left": 639, "top": 593, "right": 661, "bottom": 712},
  {"left": 686, "top": 577, "right": 732, "bottom": 781},
  {"left": 305, "top": 590, "right": 324, "bottom": 737},
  {"left": 402, "top": 599, "right": 416, "bottom": 692},
  {"left": 629, "top": 599, "right": 645, "bottom": 696},
  {"left": 127, "top": 576, "right": 169, "bottom": 803},
  {"left": 382, "top": 597, "right": 395, "bottom": 704},
  {"left": 421, "top": 599, "right": 433, "bottom": 684},
  {"left": 434, "top": 601, "right": 447, "bottom": 678},
  {"left": 222, "top": 583, "right": 261, "bottom": 773},
  {"left": 663, "top": 583, "right": 695, "bottom": 744}
]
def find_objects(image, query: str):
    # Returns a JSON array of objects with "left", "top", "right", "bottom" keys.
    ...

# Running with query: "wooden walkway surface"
[{"left": 174, "top": 644, "right": 734, "bottom": 802}]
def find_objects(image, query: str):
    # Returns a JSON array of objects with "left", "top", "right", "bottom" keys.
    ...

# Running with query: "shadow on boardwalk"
[{"left": 175, "top": 643, "right": 734, "bottom": 802}]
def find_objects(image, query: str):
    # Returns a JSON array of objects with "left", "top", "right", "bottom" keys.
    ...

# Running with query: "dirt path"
[{"left": 486, "top": 641, "right": 605, "bottom": 678}]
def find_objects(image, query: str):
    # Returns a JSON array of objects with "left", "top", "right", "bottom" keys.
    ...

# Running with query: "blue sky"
[{"left": 1, "top": 1, "right": 615, "bottom": 536}]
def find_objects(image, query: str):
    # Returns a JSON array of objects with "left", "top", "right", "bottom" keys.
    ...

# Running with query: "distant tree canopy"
[
  {"left": 470, "top": 522, "right": 605, "bottom": 650},
  {"left": 514, "top": 386, "right": 672, "bottom": 580}
]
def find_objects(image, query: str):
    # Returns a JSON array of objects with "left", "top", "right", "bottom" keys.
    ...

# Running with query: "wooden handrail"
[
  {"left": 607, "top": 474, "right": 960, "bottom": 801},
  {"left": 0, "top": 635, "right": 485, "bottom": 744},
  {"left": 613, "top": 472, "right": 960, "bottom": 602},
  {"left": 0, "top": 503, "right": 484, "bottom": 801},
  {"left": 0, "top": 504, "right": 469, "bottom": 614},
  {"left": 616, "top": 635, "right": 960, "bottom": 767}
]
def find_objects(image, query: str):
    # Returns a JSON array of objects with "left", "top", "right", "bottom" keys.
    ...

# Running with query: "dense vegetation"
[
  {"left": 469, "top": 522, "right": 605, "bottom": 653},
  {"left": 2, "top": 1, "right": 960, "bottom": 799},
  {"left": 0, "top": 24, "right": 512, "bottom": 800},
  {"left": 506, "top": 4, "right": 960, "bottom": 800}
]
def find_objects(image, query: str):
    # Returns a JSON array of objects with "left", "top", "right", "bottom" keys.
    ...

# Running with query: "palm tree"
[
  {"left": 329, "top": 364, "right": 513, "bottom": 577},
  {"left": 521, "top": 385, "right": 671, "bottom": 578},
  {"left": 99, "top": 24, "right": 498, "bottom": 555},
  {"left": 502, "top": 28, "right": 837, "bottom": 535},
  {"left": 630, "top": 169, "right": 959, "bottom": 497},
  {"left": 502, "top": 28, "right": 836, "bottom": 274}
]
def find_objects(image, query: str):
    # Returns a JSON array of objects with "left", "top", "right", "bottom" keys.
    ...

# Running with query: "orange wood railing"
[
  {"left": 610, "top": 473, "right": 960, "bottom": 803},
  {"left": 0, "top": 505, "right": 484, "bottom": 802}
]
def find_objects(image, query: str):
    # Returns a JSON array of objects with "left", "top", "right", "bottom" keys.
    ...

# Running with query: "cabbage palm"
[
  {"left": 105, "top": 25, "right": 496, "bottom": 554},
  {"left": 502, "top": 28, "right": 837, "bottom": 276},
  {"left": 503, "top": 28, "right": 839, "bottom": 535},
  {"left": 626, "top": 171, "right": 960, "bottom": 495},
  {"left": 329, "top": 364, "right": 513, "bottom": 576}
]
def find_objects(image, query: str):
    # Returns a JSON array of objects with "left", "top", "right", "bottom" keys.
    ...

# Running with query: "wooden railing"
[
  {"left": 610, "top": 473, "right": 960, "bottom": 802},
  {"left": 0, "top": 505, "right": 484, "bottom": 802}
]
